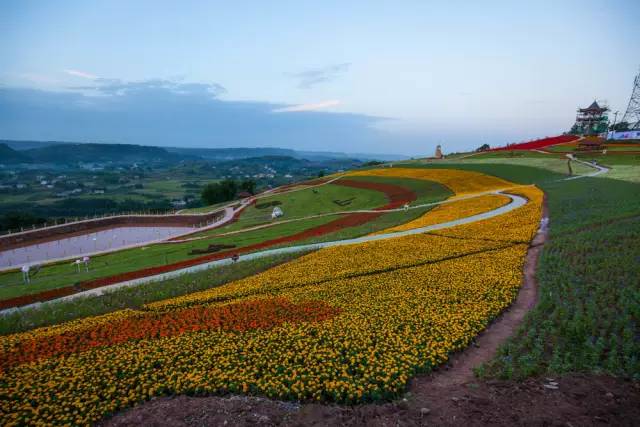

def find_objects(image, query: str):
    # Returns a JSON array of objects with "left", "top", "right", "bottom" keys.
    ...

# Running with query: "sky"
[{"left": 0, "top": 0, "right": 638, "bottom": 156}]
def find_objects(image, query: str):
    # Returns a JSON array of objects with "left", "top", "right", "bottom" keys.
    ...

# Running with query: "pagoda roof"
[{"left": 579, "top": 100, "right": 608, "bottom": 113}]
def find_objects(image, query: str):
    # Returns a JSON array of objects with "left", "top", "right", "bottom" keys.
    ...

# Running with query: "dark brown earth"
[
  {"left": 102, "top": 200, "right": 640, "bottom": 426},
  {"left": 102, "top": 375, "right": 640, "bottom": 427}
]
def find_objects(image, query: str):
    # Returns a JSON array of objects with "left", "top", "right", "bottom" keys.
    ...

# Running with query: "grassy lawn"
[
  {"left": 547, "top": 144, "right": 640, "bottom": 153},
  {"left": 573, "top": 153, "right": 640, "bottom": 183},
  {"left": 181, "top": 199, "right": 234, "bottom": 214},
  {"left": 457, "top": 156, "right": 593, "bottom": 176},
  {"left": 185, "top": 182, "right": 388, "bottom": 237},
  {"left": 0, "top": 251, "right": 307, "bottom": 335},
  {"left": 281, "top": 176, "right": 452, "bottom": 245}
]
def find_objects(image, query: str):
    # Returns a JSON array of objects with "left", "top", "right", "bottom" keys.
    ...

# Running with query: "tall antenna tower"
[{"left": 621, "top": 68, "right": 640, "bottom": 129}]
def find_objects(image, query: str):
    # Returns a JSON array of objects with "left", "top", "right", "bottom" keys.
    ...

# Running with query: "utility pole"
[{"left": 608, "top": 110, "right": 619, "bottom": 140}]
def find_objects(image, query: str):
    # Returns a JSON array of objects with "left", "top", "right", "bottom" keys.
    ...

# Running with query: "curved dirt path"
[{"left": 417, "top": 200, "right": 548, "bottom": 387}]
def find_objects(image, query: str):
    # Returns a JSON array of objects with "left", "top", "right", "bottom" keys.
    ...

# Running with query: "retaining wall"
[{"left": 0, "top": 210, "right": 226, "bottom": 251}]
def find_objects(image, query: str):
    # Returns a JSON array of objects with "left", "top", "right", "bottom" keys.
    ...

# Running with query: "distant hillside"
[
  {"left": 24, "top": 143, "right": 181, "bottom": 164},
  {"left": 295, "top": 150, "right": 406, "bottom": 162},
  {"left": 0, "top": 139, "right": 407, "bottom": 164},
  {"left": 0, "top": 143, "right": 31, "bottom": 164},
  {"left": 166, "top": 147, "right": 297, "bottom": 161},
  {"left": 1, "top": 140, "right": 64, "bottom": 151},
  {"left": 168, "top": 146, "right": 405, "bottom": 162},
  {"left": 219, "top": 155, "right": 308, "bottom": 165}
]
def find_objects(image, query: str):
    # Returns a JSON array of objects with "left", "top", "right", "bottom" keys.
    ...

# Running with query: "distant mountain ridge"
[
  {"left": 22, "top": 143, "right": 180, "bottom": 164},
  {"left": 0, "top": 139, "right": 407, "bottom": 164},
  {"left": 166, "top": 146, "right": 298, "bottom": 161},
  {"left": 0, "top": 143, "right": 32, "bottom": 164}
]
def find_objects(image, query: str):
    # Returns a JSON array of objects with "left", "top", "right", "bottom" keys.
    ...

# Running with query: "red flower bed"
[
  {"left": 491, "top": 135, "right": 579, "bottom": 151},
  {"left": 2, "top": 180, "right": 416, "bottom": 309},
  {"left": 0, "top": 286, "right": 78, "bottom": 311},
  {"left": 0, "top": 297, "right": 340, "bottom": 371}
]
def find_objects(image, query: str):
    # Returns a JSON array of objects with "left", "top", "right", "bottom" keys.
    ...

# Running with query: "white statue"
[
  {"left": 21, "top": 265, "right": 30, "bottom": 284},
  {"left": 271, "top": 206, "right": 284, "bottom": 219}
]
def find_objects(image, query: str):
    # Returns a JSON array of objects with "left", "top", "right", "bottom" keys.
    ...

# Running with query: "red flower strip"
[
  {"left": 0, "top": 298, "right": 341, "bottom": 371},
  {"left": 491, "top": 135, "right": 578, "bottom": 151}
]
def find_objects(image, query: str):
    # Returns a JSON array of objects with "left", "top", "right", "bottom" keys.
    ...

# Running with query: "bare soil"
[
  {"left": 102, "top": 375, "right": 640, "bottom": 427},
  {"left": 101, "top": 200, "right": 640, "bottom": 426}
]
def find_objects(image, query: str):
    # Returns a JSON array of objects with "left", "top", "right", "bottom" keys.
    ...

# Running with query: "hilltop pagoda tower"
[
  {"left": 434, "top": 145, "right": 443, "bottom": 159},
  {"left": 570, "top": 100, "right": 609, "bottom": 136}
]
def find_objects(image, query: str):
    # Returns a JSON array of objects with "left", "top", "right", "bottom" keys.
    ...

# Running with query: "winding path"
[
  {"left": 1, "top": 190, "right": 526, "bottom": 314},
  {"left": 1, "top": 160, "right": 610, "bottom": 314}
]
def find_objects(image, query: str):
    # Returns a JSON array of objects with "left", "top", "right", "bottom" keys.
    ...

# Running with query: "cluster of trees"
[
  {"left": 610, "top": 121, "right": 631, "bottom": 131},
  {"left": 0, "top": 212, "right": 46, "bottom": 232},
  {"left": 201, "top": 179, "right": 257, "bottom": 205},
  {"left": 362, "top": 160, "right": 384, "bottom": 167},
  {"left": 0, "top": 198, "right": 175, "bottom": 231}
]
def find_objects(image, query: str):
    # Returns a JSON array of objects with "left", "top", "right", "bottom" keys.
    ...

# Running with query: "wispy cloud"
[
  {"left": 64, "top": 69, "right": 98, "bottom": 79},
  {"left": 289, "top": 63, "right": 351, "bottom": 89},
  {"left": 273, "top": 100, "right": 341, "bottom": 113},
  {"left": 70, "top": 78, "right": 226, "bottom": 97}
]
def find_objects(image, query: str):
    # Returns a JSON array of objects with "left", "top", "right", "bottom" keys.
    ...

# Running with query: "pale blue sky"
[{"left": 1, "top": 0, "right": 638, "bottom": 155}]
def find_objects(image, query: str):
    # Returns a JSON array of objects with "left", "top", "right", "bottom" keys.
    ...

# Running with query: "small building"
[
  {"left": 434, "top": 145, "right": 444, "bottom": 159},
  {"left": 571, "top": 100, "right": 609, "bottom": 136},
  {"left": 576, "top": 137, "right": 605, "bottom": 151}
]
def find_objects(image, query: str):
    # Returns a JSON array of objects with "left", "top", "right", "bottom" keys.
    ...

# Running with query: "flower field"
[
  {"left": 348, "top": 167, "right": 514, "bottom": 195},
  {"left": 378, "top": 193, "right": 511, "bottom": 234},
  {"left": 0, "top": 169, "right": 544, "bottom": 425}
]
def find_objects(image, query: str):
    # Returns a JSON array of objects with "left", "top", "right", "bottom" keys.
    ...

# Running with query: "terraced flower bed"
[
  {"left": 0, "top": 170, "right": 544, "bottom": 425},
  {"left": 0, "top": 179, "right": 412, "bottom": 309}
]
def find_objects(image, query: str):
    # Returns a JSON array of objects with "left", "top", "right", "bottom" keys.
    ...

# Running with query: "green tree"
[
  {"left": 201, "top": 179, "right": 238, "bottom": 205},
  {"left": 239, "top": 179, "right": 257, "bottom": 195},
  {"left": 610, "top": 121, "right": 630, "bottom": 131},
  {"left": 0, "top": 212, "right": 47, "bottom": 232}
]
